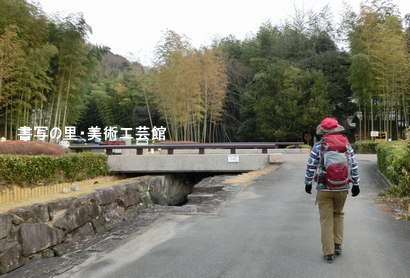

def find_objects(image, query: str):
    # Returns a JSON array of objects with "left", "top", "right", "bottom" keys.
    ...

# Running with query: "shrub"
[
  {"left": 376, "top": 141, "right": 410, "bottom": 197},
  {"left": 0, "top": 152, "right": 109, "bottom": 187},
  {"left": 351, "top": 140, "right": 381, "bottom": 154},
  {"left": 0, "top": 141, "right": 66, "bottom": 155}
]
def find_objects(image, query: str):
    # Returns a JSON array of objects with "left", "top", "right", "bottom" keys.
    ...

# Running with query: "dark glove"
[
  {"left": 305, "top": 183, "right": 312, "bottom": 194},
  {"left": 351, "top": 185, "right": 360, "bottom": 197}
]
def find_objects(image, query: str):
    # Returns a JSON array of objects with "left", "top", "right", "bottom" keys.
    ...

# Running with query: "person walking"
[{"left": 304, "top": 118, "right": 360, "bottom": 263}]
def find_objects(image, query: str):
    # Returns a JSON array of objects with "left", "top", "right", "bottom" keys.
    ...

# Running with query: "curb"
[{"left": 376, "top": 169, "right": 394, "bottom": 189}]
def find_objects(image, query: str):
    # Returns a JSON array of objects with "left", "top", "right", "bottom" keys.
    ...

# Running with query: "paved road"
[{"left": 61, "top": 154, "right": 410, "bottom": 278}]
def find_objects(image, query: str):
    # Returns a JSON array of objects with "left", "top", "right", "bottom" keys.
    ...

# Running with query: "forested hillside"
[{"left": 0, "top": 0, "right": 409, "bottom": 142}]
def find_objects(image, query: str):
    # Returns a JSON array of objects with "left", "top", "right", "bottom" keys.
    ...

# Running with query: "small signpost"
[
  {"left": 371, "top": 131, "right": 387, "bottom": 141},
  {"left": 370, "top": 131, "right": 379, "bottom": 137},
  {"left": 228, "top": 154, "right": 239, "bottom": 163}
]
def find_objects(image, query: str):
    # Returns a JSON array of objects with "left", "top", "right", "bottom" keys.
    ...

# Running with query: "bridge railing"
[{"left": 69, "top": 142, "right": 304, "bottom": 155}]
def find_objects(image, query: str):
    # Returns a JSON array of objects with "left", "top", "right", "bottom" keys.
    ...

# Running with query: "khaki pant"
[{"left": 317, "top": 191, "right": 348, "bottom": 255}]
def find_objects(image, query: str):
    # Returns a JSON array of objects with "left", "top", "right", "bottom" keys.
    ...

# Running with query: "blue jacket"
[{"left": 304, "top": 140, "right": 360, "bottom": 191}]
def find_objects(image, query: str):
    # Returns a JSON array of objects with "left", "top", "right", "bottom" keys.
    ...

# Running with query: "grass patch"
[{"left": 285, "top": 144, "right": 311, "bottom": 149}]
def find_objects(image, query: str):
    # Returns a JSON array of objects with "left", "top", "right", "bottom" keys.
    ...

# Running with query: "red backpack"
[{"left": 318, "top": 134, "right": 352, "bottom": 187}]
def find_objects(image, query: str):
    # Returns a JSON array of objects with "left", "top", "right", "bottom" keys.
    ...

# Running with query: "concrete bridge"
[{"left": 69, "top": 142, "right": 305, "bottom": 173}]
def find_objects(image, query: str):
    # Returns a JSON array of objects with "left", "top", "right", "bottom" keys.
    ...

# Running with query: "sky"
[{"left": 34, "top": 0, "right": 410, "bottom": 66}]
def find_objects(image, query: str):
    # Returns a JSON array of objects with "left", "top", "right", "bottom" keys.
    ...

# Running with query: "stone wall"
[{"left": 0, "top": 175, "right": 194, "bottom": 274}]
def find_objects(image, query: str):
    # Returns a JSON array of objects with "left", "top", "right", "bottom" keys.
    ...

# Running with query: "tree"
[
  {"left": 349, "top": 53, "right": 374, "bottom": 139},
  {"left": 0, "top": 25, "right": 25, "bottom": 138}
]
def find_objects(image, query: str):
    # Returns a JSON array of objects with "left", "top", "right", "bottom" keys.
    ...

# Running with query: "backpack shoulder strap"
[{"left": 319, "top": 138, "right": 326, "bottom": 170}]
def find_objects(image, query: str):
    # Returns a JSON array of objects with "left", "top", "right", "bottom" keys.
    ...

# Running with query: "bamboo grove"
[
  {"left": 0, "top": 0, "right": 409, "bottom": 143},
  {"left": 152, "top": 31, "right": 227, "bottom": 142},
  {"left": 0, "top": 0, "right": 102, "bottom": 140},
  {"left": 347, "top": 1, "right": 410, "bottom": 140}
]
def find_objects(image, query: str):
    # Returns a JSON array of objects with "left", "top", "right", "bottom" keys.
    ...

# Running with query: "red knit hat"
[{"left": 316, "top": 118, "right": 345, "bottom": 135}]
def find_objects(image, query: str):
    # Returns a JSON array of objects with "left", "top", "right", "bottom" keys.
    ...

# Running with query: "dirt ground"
[
  {"left": 223, "top": 164, "right": 278, "bottom": 184},
  {"left": 376, "top": 195, "right": 410, "bottom": 220}
]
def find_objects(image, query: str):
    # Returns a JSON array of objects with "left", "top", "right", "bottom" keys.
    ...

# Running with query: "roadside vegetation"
[
  {"left": 375, "top": 129, "right": 410, "bottom": 220},
  {"left": 0, "top": 141, "right": 108, "bottom": 187},
  {"left": 351, "top": 140, "right": 381, "bottom": 154},
  {"left": 0, "top": 140, "right": 66, "bottom": 155}
]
